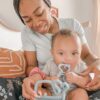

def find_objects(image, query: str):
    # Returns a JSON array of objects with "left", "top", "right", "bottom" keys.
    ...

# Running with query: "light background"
[{"left": 0, "top": 0, "right": 96, "bottom": 53}]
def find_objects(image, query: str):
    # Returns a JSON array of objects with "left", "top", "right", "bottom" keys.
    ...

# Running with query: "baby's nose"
[{"left": 63, "top": 56, "right": 72, "bottom": 64}]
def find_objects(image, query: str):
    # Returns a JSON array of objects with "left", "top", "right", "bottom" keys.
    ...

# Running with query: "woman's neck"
[{"left": 48, "top": 17, "right": 59, "bottom": 34}]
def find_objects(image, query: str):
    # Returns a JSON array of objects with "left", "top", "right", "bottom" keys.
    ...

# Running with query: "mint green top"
[{"left": 21, "top": 18, "right": 87, "bottom": 69}]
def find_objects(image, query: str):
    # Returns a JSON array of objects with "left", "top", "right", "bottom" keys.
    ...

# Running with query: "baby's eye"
[
  {"left": 72, "top": 52, "right": 79, "bottom": 56},
  {"left": 58, "top": 52, "right": 64, "bottom": 55}
]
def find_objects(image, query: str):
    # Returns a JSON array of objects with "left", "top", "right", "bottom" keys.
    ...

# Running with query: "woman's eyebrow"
[
  {"left": 22, "top": 7, "right": 41, "bottom": 18},
  {"left": 33, "top": 6, "right": 41, "bottom": 14}
]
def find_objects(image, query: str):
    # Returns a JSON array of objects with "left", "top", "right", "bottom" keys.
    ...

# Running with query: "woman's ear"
[{"left": 50, "top": 7, "right": 58, "bottom": 17}]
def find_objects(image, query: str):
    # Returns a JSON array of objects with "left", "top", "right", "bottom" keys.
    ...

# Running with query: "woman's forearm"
[
  {"left": 81, "top": 44, "right": 99, "bottom": 66},
  {"left": 90, "top": 58, "right": 100, "bottom": 71}
]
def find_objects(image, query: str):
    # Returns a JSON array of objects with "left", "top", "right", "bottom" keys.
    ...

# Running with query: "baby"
[
  {"left": 41, "top": 29, "right": 91, "bottom": 100},
  {"left": 43, "top": 29, "right": 90, "bottom": 100}
]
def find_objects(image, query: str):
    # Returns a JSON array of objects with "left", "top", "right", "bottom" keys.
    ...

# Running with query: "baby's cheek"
[{"left": 71, "top": 61, "right": 79, "bottom": 70}]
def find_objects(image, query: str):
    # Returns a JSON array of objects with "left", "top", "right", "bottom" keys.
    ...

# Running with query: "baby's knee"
[
  {"left": 67, "top": 88, "right": 88, "bottom": 100},
  {"left": 73, "top": 88, "right": 87, "bottom": 95}
]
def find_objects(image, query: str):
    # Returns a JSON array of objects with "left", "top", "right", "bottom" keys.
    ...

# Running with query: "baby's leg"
[{"left": 67, "top": 88, "right": 89, "bottom": 100}]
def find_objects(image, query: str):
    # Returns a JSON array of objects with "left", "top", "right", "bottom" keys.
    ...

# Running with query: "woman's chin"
[
  {"left": 37, "top": 29, "right": 49, "bottom": 34},
  {"left": 31, "top": 27, "right": 49, "bottom": 34}
]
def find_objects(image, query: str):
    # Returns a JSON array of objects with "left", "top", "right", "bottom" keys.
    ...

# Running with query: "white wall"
[
  {"left": 0, "top": 0, "right": 23, "bottom": 50},
  {"left": 0, "top": 0, "right": 23, "bottom": 31},
  {"left": 0, "top": 0, "right": 96, "bottom": 52},
  {"left": 51, "top": 0, "right": 95, "bottom": 52},
  {"left": 0, "top": 25, "right": 22, "bottom": 50}
]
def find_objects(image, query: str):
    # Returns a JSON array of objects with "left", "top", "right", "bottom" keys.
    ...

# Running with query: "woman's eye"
[
  {"left": 36, "top": 10, "right": 44, "bottom": 17},
  {"left": 23, "top": 18, "right": 32, "bottom": 23},
  {"left": 25, "top": 19, "right": 32, "bottom": 23}
]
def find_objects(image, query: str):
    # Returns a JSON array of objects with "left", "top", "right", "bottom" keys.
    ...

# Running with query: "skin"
[
  {"left": 19, "top": 0, "right": 58, "bottom": 34},
  {"left": 67, "top": 88, "right": 89, "bottom": 100},
  {"left": 18, "top": 0, "right": 100, "bottom": 99},
  {"left": 51, "top": 34, "right": 82, "bottom": 69}
]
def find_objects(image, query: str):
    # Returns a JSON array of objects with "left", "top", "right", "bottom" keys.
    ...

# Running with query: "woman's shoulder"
[
  {"left": 58, "top": 18, "right": 79, "bottom": 24},
  {"left": 58, "top": 18, "right": 80, "bottom": 30},
  {"left": 21, "top": 26, "right": 37, "bottom": 38},
  {"left": 58, "top": 18, "right": 84, "bottom": 33},
  {"left": 21, "top": 26, "right": 32, "bottom": 33}
]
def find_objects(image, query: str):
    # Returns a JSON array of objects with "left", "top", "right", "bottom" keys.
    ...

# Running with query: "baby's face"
[{"left": 52, "top": 35, "right": 82, "bottom": 70}]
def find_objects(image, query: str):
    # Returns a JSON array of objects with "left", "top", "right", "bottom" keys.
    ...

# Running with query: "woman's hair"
[
  {"left": 51, "top": 29, "right": 79, "bottom": 48},
  {"left": 44, "top": 0, "right": 51, "bottom": 8},
  {"left": 13, "top": 0, "right": 51, "bottom": 24}
]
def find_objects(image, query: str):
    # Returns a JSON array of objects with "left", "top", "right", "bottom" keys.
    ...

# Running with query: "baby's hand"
[{"left": 65, "top": 72, "right": 78, "bottom": 84}]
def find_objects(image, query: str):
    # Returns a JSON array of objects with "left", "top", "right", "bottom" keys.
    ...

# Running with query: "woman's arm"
[
  {"left": 81, "top": 44, "right": 100, "bottom": 71},
  {"left": 81, "top": 44, "right": 97, "bottom": 64},
  {"left": 22, "top": 51, "right": 44, "bottom": 99},
  {"left": 73, "top": 18, "right": 100, "bottom": 68},
  {"left": 24, "top": 51, "right": 38, "bottom": 76},
  {"left": 74, "top": 74, "right": 91, "bottom": 88},
  {"left": 81, "top": 44, "right": 100, "bottom": 90}
]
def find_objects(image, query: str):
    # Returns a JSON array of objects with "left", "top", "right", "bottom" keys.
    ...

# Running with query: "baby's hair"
[
  {"left": 13, "top": 0, "right": 51, "bottom": 24},
  {"left": 51, "top": 29, "right": 79, "bottom": 48}
]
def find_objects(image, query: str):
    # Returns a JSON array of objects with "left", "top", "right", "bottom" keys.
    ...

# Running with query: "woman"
[{"left": 13, "top": 0, "right": 100, "bottom": 100}]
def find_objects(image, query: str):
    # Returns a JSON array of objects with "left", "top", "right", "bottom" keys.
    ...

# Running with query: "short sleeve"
[
  {"left": 21, "top": 26, "right": 36, "bottom": 51},
  {"left": 73, "top": 19, "right": 87, "bottom": 44}
]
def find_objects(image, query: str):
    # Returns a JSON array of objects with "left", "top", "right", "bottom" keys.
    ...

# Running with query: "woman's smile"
[{"left": 32, "top": 20, "right": 49, "bottom": 33}]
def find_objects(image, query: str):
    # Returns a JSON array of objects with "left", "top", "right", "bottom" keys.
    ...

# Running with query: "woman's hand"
[
  {"left": 66, "top": 72, "right": 90, "bottom": 88},
  {"left": 22, "top": 74, "right": 42, "bottom": 100},
  {"left": 86, "top": 75, "right": 100, "bottom": 91},
  {"left": 86, "top": 67, "right": 100, "bottom": 91},
  {"left": 80, "top": 67, "right": 100, "bottom": 91}
]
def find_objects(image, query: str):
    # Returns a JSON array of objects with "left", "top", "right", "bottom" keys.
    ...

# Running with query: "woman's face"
[{"left": 19, "top": 0, "right": 52, "bottom": 34}]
